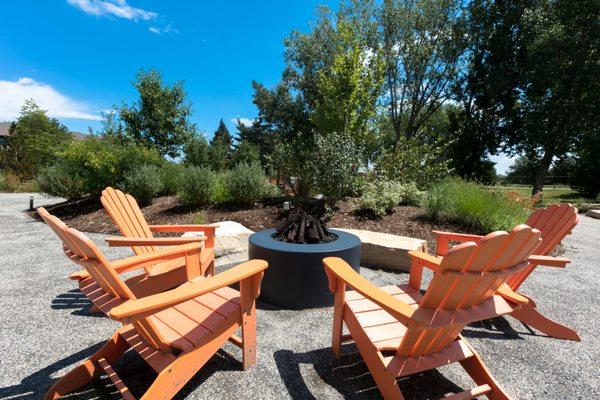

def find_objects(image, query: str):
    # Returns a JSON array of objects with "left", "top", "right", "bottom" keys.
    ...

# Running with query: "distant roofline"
[{"left": 0, "top": 122, "right": 86, "bottom": 140}]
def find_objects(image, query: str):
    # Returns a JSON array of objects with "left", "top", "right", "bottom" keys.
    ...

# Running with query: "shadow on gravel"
[
  {"left": 0, "top": 342, "right": 119, "bottom": 400},
  {"left": 462, "top": 317, "right": 528, "bottom": 340},
  {"left": 0, "top": 342, "right": 243, "bottom": 400},
  {"left": 274, "top": 344, "right": 464, "bottom": 399},
  {"left": 50, "top": 289, "right": 105, "bottom": 317}
]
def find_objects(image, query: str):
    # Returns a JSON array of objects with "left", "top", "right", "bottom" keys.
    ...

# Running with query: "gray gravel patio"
[{"left": 0, "top": 192, "right": 598, "bottom": 399}]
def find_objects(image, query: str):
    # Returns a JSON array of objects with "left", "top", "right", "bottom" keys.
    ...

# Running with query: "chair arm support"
[
  {"left": 528, "top": 254, "right": 570, "bottom": 268},
  {"left": 110, "top": 243, "right": 203, "bottom": 272},
  {"left": 149, "top": 224, "right": 218, "bottom": 247},
  {"left": 408, "top": 250, "right": 441, "bottom": 271},
  {"left": 323, "top": 257, "right": 416, "bottom": 326},
  {"left": 105, "top": 236, "right": 206, "bottom": 247},
  {"left": 497, "top": 283, "right": 530, "bottom": 305},
  {"left": 432, "top": 230, "right": 484, "bottom": 256},
  {"left": 110, "top": 259, "right": 268, "bottom": 323},
  {"left": 149, "top": 224, "right": 219, "bottom": 233}
]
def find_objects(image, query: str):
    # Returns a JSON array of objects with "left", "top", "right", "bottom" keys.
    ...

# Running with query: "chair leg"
[
  {"left": 511, "top": 303, "right": 581, "bottom": 341},
  {"left": 44, "top": 329, "right": 129, "bottom": 400},
  {"left": 331, "top": 282, "right": 345, "bottom": 358},
  {"left": 459, "top": 347, "right": 511, "bottom": 400},
  {"left": 240, "top": 277, "right": 258, "bottom": 370}
]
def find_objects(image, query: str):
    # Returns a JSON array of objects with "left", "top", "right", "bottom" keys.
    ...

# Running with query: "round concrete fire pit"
[{"left": 248, "top": 229, "right": 361, "bottom": 309}]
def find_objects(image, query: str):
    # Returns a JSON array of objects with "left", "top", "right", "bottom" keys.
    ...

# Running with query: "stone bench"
[
  {"left": 336, "top": 228, "right": 428, "bottom": 272},
  {"left": 586, "top": 209, "right": 600, "bottom": 219}
]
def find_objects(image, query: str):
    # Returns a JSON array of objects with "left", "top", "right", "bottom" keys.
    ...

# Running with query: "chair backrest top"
[
  {"left": 526, "top": 203, "right": 578, "bottom": 256},
  {"left": 398, "top": 225, "right": 541, "bottom": 358},
  {"left": 101, "top": 187, "right": 156, "bottom": 255},
  {"left": 40, "top": 207, "right": 171, "bottom": 352}
]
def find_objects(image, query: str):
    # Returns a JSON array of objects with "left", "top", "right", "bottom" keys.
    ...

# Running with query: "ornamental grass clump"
[{"left": 425, "top": 178, "right": 529, "bottom": 233}]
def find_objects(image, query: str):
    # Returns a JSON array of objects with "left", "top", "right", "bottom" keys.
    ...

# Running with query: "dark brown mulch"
[{"left": 30, "top": 195, "right": 474, "bottom": 251}]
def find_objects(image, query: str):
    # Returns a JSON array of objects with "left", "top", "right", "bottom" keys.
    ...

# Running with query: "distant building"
[
  {"left": 0, "top": 122, "right": 10, "bottom": 146},
  {"left": 0, "top": 122, "right": 87, "bottom": 146}
]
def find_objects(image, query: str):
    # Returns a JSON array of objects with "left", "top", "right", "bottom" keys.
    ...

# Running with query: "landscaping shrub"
[
  {"left": 353, "top": 180, "right": 424, "bottom": 217},
  {"left": 121, "top": 164, "right": 163, "bottom": 205},
  {"left": 159, "top": 163, "right": 185, "bottom": 195},
  {"left": 222, "top": 163, "right": 276, "bottom": 205},
  {"left": 425, "top": 178, "right": 529, "bottom": 233},
  {"left": 210, "top": 172, "right": 232, "bottom": 205},
  {"left": 37, "top": 164, "right": 86, "bottom": 199},
  {"left": 177, "top": 166, "right": 216, "bottom": 206},
  {"left": 0, "top": 172, "right": 6, "bottom": 191},
  {"left": 38, "top": 137, "right": 163, "bottom": 199}
]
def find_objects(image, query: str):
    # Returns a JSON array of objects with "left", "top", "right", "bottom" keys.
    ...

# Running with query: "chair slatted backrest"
[
  {"left": 397, "top": 225, "right": 541, "bottom": 358},
  {"left": 40, "top": 208, "right": 172, "bottom": 352},
  {"left": 101, "top": 187, "right": 157, "bottom": 257},
  {"left": 507, "top": 203, "right": 578, "bottom": 290}
]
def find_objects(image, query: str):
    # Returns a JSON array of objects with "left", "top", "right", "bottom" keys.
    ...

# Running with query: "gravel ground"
[{"left": 0, "top": 192, "right": 598, "bottom": 399}]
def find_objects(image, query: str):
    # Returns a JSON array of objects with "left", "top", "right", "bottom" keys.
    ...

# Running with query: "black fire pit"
[{"left": 248, "top": 228, "right": 361, "bottom": 309}]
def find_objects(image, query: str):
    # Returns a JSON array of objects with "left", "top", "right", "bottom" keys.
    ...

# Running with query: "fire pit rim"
[{"left": 251, "top": 228, "right": 358, "bottom": 253}]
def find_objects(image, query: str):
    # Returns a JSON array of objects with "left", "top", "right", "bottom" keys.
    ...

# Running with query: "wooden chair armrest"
[
  {"left": 110, "top": 243, "right": 203, "bottom": 272},
  {"left": 497, "top": 283, "right": 530, "bottom": 305},
  {"left": 105, "top": 236, "right": 206, "bottom": 247},
  {"left": 323, "top": 257, "right": 417, "bottom": 325},
  {"left": 148, "top": 224, "right": 219, "bottom": 233},
  {"left": 69, "top": 269, "right": 91, "bottom": 280},
  {"left": 109, "top": 259, "right": 268, "bottom": 323},
  {"left": 528, "top": 255, "right": 571, "bottom": 268},
  {"left": 408, "top": 250, "right": 441, "bottom": 271},
  {"left": 432, "top": 230, "right": 484, "bottom": 256}
]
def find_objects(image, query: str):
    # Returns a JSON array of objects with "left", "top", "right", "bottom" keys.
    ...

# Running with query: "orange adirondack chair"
[
  {"left": 101, "top": 187, "right": 219, "bottom": 294},
  {"left": 416, "top": 203, "right": 580, "bottom": 341},
  {"left": 324, "top": 225, "right": 544, "bottom": 400},
  {"left": 43, "top": 217, "right": 267, "bottom": 400},
  {"left": 38, "top": 207, "right": 208, "bottom": 303}
]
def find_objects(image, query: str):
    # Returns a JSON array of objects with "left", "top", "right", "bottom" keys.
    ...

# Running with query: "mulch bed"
[{"left": 30, "top": 195, "right": 472, "bottom": 251}]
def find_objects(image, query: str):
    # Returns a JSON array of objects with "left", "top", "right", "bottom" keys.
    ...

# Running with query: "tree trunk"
[{"left": 532, "top": 150, "right": 554, "bottom": 196}]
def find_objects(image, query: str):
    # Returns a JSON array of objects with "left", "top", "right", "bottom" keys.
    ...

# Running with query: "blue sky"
[
  {"left": 0, "top": 1, "right": 335, "bottom": 133},
  {"left": 0, "top": 0, "right": 514, "bottom": 173}
]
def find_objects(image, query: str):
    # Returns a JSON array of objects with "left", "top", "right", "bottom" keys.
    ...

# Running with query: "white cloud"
[
  {"left": 148, "top": 23, "right": 178, "bottom": 35},
  {"left": 0, "top": 77, "right": 101, "bottom": 121},
  {"left": 231, "top": 117, "right": 254, "bottom": 127},
  {"left": 67, "top": 0, "right": 157, "bottom": 21}
]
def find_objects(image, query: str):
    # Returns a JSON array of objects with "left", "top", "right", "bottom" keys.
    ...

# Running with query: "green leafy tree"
[
  {"left": 183, "top": 132, "right": 210, "bottom": 168},
  {"left": 232, "top": 140, "right": 261, "bottom": 166},
  {"left": 119, "top": 69, "right": 195, "bottom": 158},
  {"left": 0, "top": 100, "right": 73, "bottom": 179},
  {"left": 458, "top": 0, "right": 599, "bottom": 195},
  {"left": 571, "top": 133, "right": 600, "bottom": 197},
  {"left": 504, "top": 156, "right": 538, "bottom": 185},
  {"left": 379, "top": 0, "right": 467, "bottom": 142}
]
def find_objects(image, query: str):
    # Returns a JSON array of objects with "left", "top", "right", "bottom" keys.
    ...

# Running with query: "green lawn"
[{"left": 491, "top": 185, "right": 592, "bottom": 206}]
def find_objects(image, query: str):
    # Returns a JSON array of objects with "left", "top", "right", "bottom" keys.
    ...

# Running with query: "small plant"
[
  {"left": 210, "top": 172, "right": 232, "bottom": 205},
  {"left": 222, "top": 162, "right": 275, "bottom": 205},
  {"left": 37, "top": 164, "right": 86, "bottom": 199},
  {"left": 0, "top": 172, "right": 6, "bottom": 191},
  {"left": 121, "top": 164, "right": 163, "bottom": 205},
  {"left": 425, "top": 178, "right": 529, "bottom": 233},
  {"left": 177, "top": 166, "right": 216, "bottom": 206},
  {"left": 353, "top": 180, "right": 424, "bottom": 218},
  {"left": 191, "top": 211, "right": 207, "bottom": 225}
]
